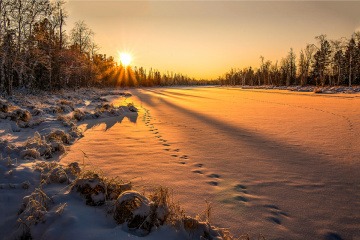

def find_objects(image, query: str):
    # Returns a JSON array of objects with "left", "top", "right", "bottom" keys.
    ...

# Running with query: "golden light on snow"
[{"left": 119, "top": 52, "right": 132, "bottom": 66}]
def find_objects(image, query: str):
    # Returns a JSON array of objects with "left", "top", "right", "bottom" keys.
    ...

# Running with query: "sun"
[{"left": 119, "top": 52, "right": 132, "bottom": 66}]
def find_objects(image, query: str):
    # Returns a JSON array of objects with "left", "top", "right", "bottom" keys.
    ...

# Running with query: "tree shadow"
[
  {"left": 83, "top": 112, "right": 138, "bottom": 132},
  {"left": 134, "top": 88, "right": 343, "bottom": 171}
]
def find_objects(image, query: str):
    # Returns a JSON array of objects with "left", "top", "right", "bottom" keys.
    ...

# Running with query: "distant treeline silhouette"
[{"left": 219, "top": 34, "right": 360, "bottom": 87}]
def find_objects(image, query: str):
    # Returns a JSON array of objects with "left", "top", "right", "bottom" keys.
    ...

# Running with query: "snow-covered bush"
[
  {"left": 114, "top": 187, "right": 232, "bottom": 239},
  {"left": 72, "top": 172, "right": 106, "bottom": 206},
  {"left": 46, "top": 129, "right": 71, "bottom": 144},
  {"left": 113, "top": 187, "right": 173, "bottom": 236},
  {"left": 25, "top": 132, "right": 53, "bottom": 159},
  {"left": 20, "top": 148, "right": 41, "bottom": 160},
  {"left": 114, "top": 190, "right": 152, "bottom": 234},
  {"left": 18, "top": 188, "right": 52, "bottom": 226},
  {"left": 57, "top": 114, "right": 73, "bottom": 126},
  {"left": 25, "top": 132, "right": 66, "bottom": 159},
  {"left": 69, "top": 124, "right": 83, "bottom": 139},
  {"left": 72, "top": 170, "right": 131, "bottom": 206},
  {"left": 35, "top": 161, "right": 79, "bottom": 184}
]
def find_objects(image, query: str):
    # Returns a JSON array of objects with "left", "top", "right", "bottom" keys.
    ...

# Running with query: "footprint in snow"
[
  {"left": 266, "top": 216, "right": 281, "bottom": 225},
  {"left": 323, "top": 232, "right": 343, "bottom": 240},
  {"left": 234, "top": 195, "right": 249, "bottom": 202},
  {"left": 171, "top": 154, "right": 178, "bottom": 157},
  {"left": 207, "top": 181, "right": 219, "bottom": 186},
  {"left": 234, "top": 184, "right": 248, "bottom": 194},
  {"left": 163, "top": 143, "right": 170, "bottom": 146},
  {"left": 193, "top": 163, "right": 203, "bottom": 167},
  {"left": 207, "top": 173, "right": 221, "bottom": 179},
  {"left": 192, "top": 170, "right": 204, "bottom": 174},
  {"left": 263, "top": 204, "right": 289, "bottom": 224}
]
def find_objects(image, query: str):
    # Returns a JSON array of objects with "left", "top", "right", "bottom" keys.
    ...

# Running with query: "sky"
[{"left": 65, "top": 1, "right": 360, "bottom": 79}]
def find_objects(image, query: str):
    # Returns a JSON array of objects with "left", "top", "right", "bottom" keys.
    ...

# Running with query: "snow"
[
  {"left": 1, "top": 86, "right": 359, "bottom": 239},
  {"left": 0, "top": 88, "right": 228, "bottom": 240},
  {"left": 60, "top": 86, "right": 360, "bottom": 240}
]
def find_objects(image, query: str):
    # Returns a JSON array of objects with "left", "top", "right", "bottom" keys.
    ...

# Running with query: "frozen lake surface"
[{"left": 62, "top": 87, "right": 360, "bottom": 239}]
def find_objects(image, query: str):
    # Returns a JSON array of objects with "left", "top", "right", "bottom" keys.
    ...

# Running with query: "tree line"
[
  {"left": 1, "top": 0, "right": 359, "bottom": 95},
  {"left": 219, "top": 33, "right": 360, "bottom": 87},
  {"left": 0, "top": 0, "right": 214, "bottom": 95}
]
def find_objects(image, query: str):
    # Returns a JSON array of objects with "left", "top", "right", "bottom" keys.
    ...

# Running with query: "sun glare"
[{"left": 119, "top": 52, "right": 132, "bottom": 66}]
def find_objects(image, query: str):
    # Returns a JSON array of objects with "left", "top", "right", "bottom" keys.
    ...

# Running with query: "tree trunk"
[{"left": 349, "top": 55, "right": 352, "bottom": 87}]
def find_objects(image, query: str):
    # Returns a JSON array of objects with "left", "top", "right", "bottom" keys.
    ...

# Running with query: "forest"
[
  {"left": 0, "top": 0, "right": 359, "bottom": 95},
  {"left": 220, "top": 34, "right": 360, "bottom": 87},
  {"left": 0, "top": 0, "right": 210, "bottom": 95}
]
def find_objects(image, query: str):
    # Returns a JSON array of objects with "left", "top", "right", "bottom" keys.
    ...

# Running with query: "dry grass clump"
[
  {"left": 35, "top": 161, "right": 80, "bottom": 184},
  {"left": 0, "top": 140, "right": 18, "bottom": 159},
  {"left": 0, "top": 99, "right": 9, "bottom": 112},
  {"left": 127, "top": 103, "right": 138, "bottom": 112},
  {"left": 57, "top": 114, "right": 73, "bottom": 126},
  {"left": 57, "top": 99, "right": 74, "bottom": 107},
  {"left": 25, "top": 132, "right": 53, "bottom": 159},
  {"left": 93, "top": 103, "right": 123, "bottom": 117},
  {"left": 24, "top": 132, "right": 67, "bottom": 159},
  {"left": 112, "top": 187, "right": 233, "bottom": 238},
  {"left": 72, "top": 170, "right": 131, "bottom": 206},
  {"left": 18, "top": 188, "right": 52, "bottom": 226},
  {"left": 114, "top": 190, "right": 152, "bottom": 235},
  {"left": 20, "top": 148, "right": 41, "bottom": 160},
  {"left": 69, "top": 124, "right": 83, "bottom": 139},
  {"left": 56, "top": 99, "right": 75, "bottom": 113},
  {"left": 10, "top": 108, "right": 32, "bottom": 122},
  {"left": 73, "top": 109, "right": 85, "bottom": 121},
  {"left": 96, "top": 103, "right": 114, "bottom": 112},
  {"left": 45, "top": 129, "right": 71, "bottom": 144}
]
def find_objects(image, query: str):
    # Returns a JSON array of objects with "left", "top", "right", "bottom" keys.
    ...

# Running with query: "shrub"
[
  {"left": 73, "top": 109, "right": 85, "bottom": 121},
  {"left": 11, "top": 109, "right": 32, "bottom": 122},
  {"left": 20, "top": 148, "right": 41, "bottom": 160},
  {"left": 0, "top": 100, "right": 9, "bottom": 113},
  {"left": 72, "top": 170, "right": 132, "bottom": 206},
  {"left": 46, "top": 130, "right": 71, "bottom": 144}
]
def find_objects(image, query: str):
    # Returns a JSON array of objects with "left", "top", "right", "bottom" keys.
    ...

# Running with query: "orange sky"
[{"left": 66, "top": 1, "right": 360, "bottom": 80}]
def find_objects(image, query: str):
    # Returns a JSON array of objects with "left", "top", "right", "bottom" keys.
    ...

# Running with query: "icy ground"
[{"left": 61, "top": 87, "right": 360, "bottom": 240}]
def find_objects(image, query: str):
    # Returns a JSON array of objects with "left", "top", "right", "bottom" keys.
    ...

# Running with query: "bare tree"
[{"left": 70, "top": 20, "right": 94, "bottom": 54}]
